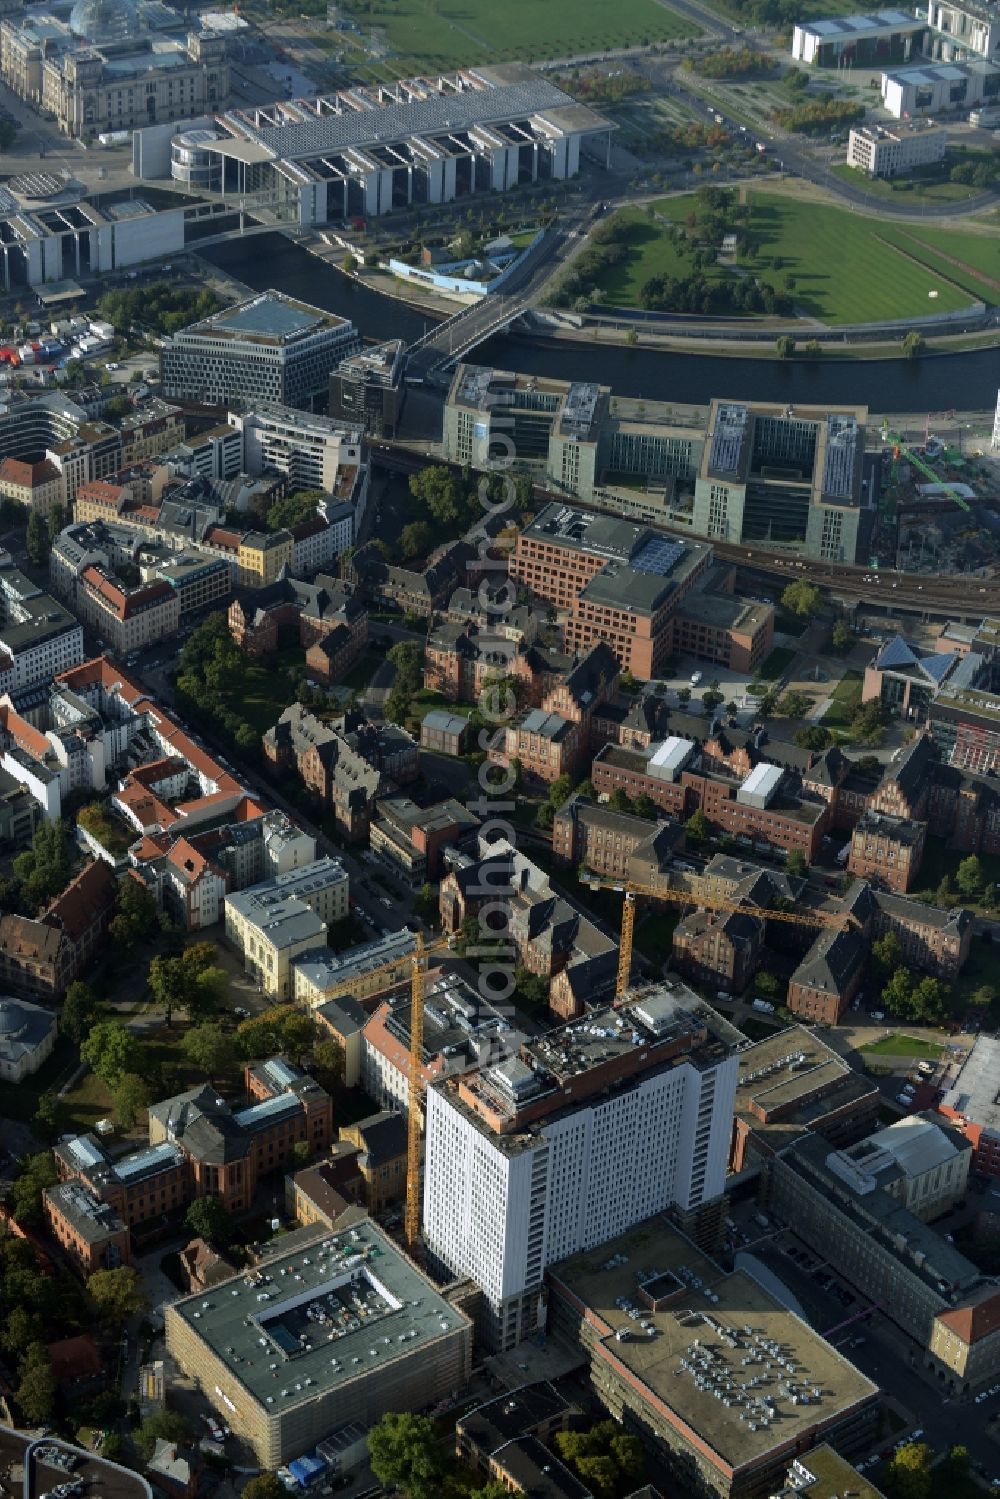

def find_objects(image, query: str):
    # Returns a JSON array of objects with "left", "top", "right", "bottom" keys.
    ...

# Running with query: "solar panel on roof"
[{"left": 632, "top": 536, "right": 685, "bottom": 577}]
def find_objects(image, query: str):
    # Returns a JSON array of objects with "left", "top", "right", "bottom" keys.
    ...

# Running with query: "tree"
[
  {"left": 677, "top": 686, "right": 692, "bottom": 706},
  {"left": 87, "top": 1266, "right": 147, "bottom": 1330},
  {"left": 242, "top": 1476, "right": 287, "bottom": 1499},
  {"left": 795, "top": 725, "right": 830, "bottom": 751},
  {"left": 781, "top": 579, "right": 821, "bottom": 618},
  {"left": 408, "top": 467, "right": 463, "bottom": 529},
  {"left": 265, "top": 490, "right": 325, "bottom": 533},
  {"left": 185, "top": 1196, "right": 235, "bottom": 1248},
  {"left": 548, "top": 773, "right": 575, "bottom": 809},
  {"left": 367, "top": 1411, "right": 448, "bottom": 1499},
  {"left": 882, "top": 967, "right": 915, "bottom": 1016},
  {"left": 312, "top": 1037, "right": 345, "bottom": 1092},
  {"left": 112, "top": 1072, "right": 150, "bottom": 1130},
  {"left": 47, "top": 502, "right": 65, "bottom": 543},
  {"left": 685, "top": 808, "right": 711, "bottom": 844},
  {"left": 182, "top": 1022, "right": 230, "bottom": 1080},
  {"left": 150, "top": 944, "right": 229, "bottom": 1024},
  {"left": 785, "top": 849, "right": 808, "bottom": 878},
  {"left": 850, "top": 698, "right": 888, "bottom": 747},
  {"left": 292, "top": 1139, "right": 313, "bottom": 1168},
  {"left": 8, "top": 1152, "right": 58, "bottom": 1229},
  {"left": 108, "top": 875, "right": 158, "bottom": 955},
  {"left": 26, "top": 510, "right": 48, "bottom": 567},
  {"left": 576, "top": 1457, "right": 618, "bottom": 1499},
  {"left": 872, "top": 931, "right": 903, "bottom": 975},
  {"left": 884, "top": 1442, "right": 932, "bottom": 1499},
  {"left": 280, "top": 1011, "right": 315, "bottom": 1064},
  {"left": 136, "top": 1407, "right": 192, "bottom": 1459},
  {"left": 831, "top": 618, "right": 854, "bottom": 653},
  {"left": 631, "top": 793, "right": 657, "bottom": 821},
  {"left": 236, "top": 1013, "right": 284, "bottom": 1061},
  {"left": 33, "top": 1092, "right": 62, "bottom": 1142},
  {"left": 608, "top": 788, "right": 632, "bottom": 814},
  {"left": 775, "top": 335, "right": 795, "bottom": 359},
  {"left": 414, "top": 883, "right": 438, "bottom": 923},
  {"left": 778, "top": 690, "right": 811, "bottom": 719},
  {"left": 956, "top": 855, "right": 984, "bottom": 899},
  {"left": 16, "top": 1342, "right": 56, "bottom": 1425},
  {"left": 81, "top": 1020, "right": 139, "bottom": 1086},
  {"left": 399, "top": 521, "right": 433, "bottom": 559},
  {"left": 61, "top": 979, "right": 101, "bottom": 1044},
  {"left": 755, "top": 970, "right": 780, "bottom": 999},
  {"left": 902, "top": 330, "right": 925, "bottom": 361},
  {"left": 702, "top": 686, "right": 724, "bottom": 713},
  {"left": 911, "top": 975, "right": 948, "bottom": 1023}
]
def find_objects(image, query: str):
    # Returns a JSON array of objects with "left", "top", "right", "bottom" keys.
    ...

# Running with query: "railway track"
[{"left": 711, "top": 541, "right": 997, "bottom": 617}]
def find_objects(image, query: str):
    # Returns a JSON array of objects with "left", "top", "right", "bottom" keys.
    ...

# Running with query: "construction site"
[{"left": 875, "top": 421, "right": 1000, "bottom": 576}]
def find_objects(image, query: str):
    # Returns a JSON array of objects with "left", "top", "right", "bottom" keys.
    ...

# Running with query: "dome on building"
[
  {"left": 0, "top": 1000, "right": 25, "bottom": 1038},
  {"left": 69, "top": 0, "right": 143, "bottom": 43}
]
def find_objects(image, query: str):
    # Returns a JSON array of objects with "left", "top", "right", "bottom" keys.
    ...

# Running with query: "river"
[{"left": 200, "top": 233, "right": 1000, "bottom": 413}]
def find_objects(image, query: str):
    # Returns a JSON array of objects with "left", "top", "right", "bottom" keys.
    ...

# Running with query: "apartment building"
[
  {"left": 160, "top": 292, "right": 360, "bottom": 411},
  {"left": 155, "top": 555, "right": 232, "bottom": 618},
  {"left": 439, "top": 840, "right": 618, "bottom": 1021},
  {"left": 0, "top": 561, "right": 83, "bottom": 696},
  {"left": 551, "top": 794, "right": 682, "bottom": 880},
  {"left": 547, "top": 1217, "right": 879, "bottom": 1499},
  {"left": 369, "top": 793, "right": 479, "bottom": 886},
  {"left": 55, "top": 1057, "right": 332, "bottom": 1240},
  {"left": 939, "top": 1035, "right": 1000, "bottom": 1179},
  {"left": 43, "top": 1181, "right": 129, "bottom": 1274},
  {"left": 361, "top": 970, "right": 512, "bottom": 1120},
  {"left": 164, "top": 1224, "right": 472, "bottom": 1467},
  {"left": 692, "top": 400, "right": 866, "bottom": 564},
  {"left": 423, "top": 978, "right": 740, "bottom": 1349},
  {"left": 847, "top": 809, "right": 926, "bottom": 892},
  {"left": 495, "top": 643, "right": 620, "bottom": 784},
  {"left": 0, "top": 858, "right": 116, "bottom": 999},
  {"left": 730, "top": 1025, "right": 880, "bottom": 1172},
  {"left": 224, "top": 859, "right": 348, "bottom": 999},
  {"left": 767, "top": 1131, "right": 998, "bottom": 1390},
  {"left": 264, "top": 705, "right": 417, "bottom": 841},
  {"left": 592, "top": 740, "right": 831, "bottom": 862},
  {"left": 78, "top": 567, "right": 181, "bottom": 655},
  {"left": 847, "top": 122, "right": 947, "bottom": 175},
  {"left": 786, "top": 925, "right": 867, "bottom": 1025}
]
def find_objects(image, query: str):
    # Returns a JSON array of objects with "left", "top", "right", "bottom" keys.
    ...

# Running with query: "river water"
[{"left": 201, "top": 233, "right": 1000, "bottom": 413}]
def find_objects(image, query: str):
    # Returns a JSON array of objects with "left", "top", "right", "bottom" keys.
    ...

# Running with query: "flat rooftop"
[
  {"left": 165, "top": 1222, "right": 468, "bottom": 1413},
  {"left": 176, "top": 291, "right": 349, "bottom": 346},
  {"left": 800, "top": 9, "right": 925, "bottom": 35},
  {"left": 734, "top": 1026, "right": 876, "bottom": 1149},
  {"left": 941, "top": 1034, "right": 1000, "bottom": 1133},
  {"left": 441, "top": 981, "right": 742, "bottom": 1154},
  {"left": 548, "top": 1218, "right": 878, "bottom": 1474},
  {"left": 1, "top": 1433, "right": 152, "bottom": 1499}
]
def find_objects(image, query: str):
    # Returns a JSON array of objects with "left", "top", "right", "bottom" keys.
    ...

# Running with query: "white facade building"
[
  {"left": 926, "top": 0, "right": 999, "bottom": 61},
  {"left": 0, "top": 996, "right": 58, "bottom": 1083},
  {"left": 423, "top": 981, "right": 739, "bottom": 1350},
  {"left": 846, "top": 122, "right": 947, "bottom": 174},
  {"left": 881, "top": 57, "right": 1000, "bottom": 114}
]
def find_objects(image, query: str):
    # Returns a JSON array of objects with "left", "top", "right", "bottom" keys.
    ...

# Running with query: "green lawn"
[
  {"left": 910, "top": 835, "right": 1000, "bottom": 906},
  {"left": 860, "top": 1033, "right": 944, "bottom": 1058},
  {"left": 342, "top": 0, "right": 696, "bottom": 78},
  {"left": 591, "top": 191, "right": 998, "bottom": 324},
  {"left": 830, "top": 162, "right": 986, "bottom": 207},
  {"left": 759, "top": 646, "right": 797, "bottom": 680},
  {"left": 822, "top": 670, "right": 863, "bottom": 729}
]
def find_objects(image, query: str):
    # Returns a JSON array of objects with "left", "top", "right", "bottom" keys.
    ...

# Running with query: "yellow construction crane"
[
  {"left": 589, "top": 878, "right": 856, "bottom": 998},
  {"left": 310, "top": 928, "right": 450, "bottom": 1251},
  {"left": 404, "top": 933, "right": 425, "bottom": 1251}
]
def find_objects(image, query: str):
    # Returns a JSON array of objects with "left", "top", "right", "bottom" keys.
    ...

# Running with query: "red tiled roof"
[
  {"left": 203, "top": 526, "right": 242, "bottom": 552},
  {"left": 41, "top": 860, "right": 116, "bottom": 943},
  {"left": 0, "top": 456, "right": 60, "bottom": 488},
  {"left": 0, "top": 704, "right": 51, "bottom": 761},
  {"left": 937, "top": 1289, "right": 1000, "bottom": 1345},
  {"left": 76, "top": 481, "right": 126, "bottom": 508},
  {"left": 130, "top": 757, "right": 187, "bottom": 788}
]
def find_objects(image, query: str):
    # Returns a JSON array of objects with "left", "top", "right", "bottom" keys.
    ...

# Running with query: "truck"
[{"left": 752, "top": 998, "right": 775, "bottom": 1014}]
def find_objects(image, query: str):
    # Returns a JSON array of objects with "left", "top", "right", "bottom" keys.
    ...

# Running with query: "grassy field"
[
  {"left": 830, "top": 162, "right": 986, "bottom": 207},
  {"left": 860, "top": 1033, "right": 944, "bottom": 1058},
  {"left": 822, "top": 670, "right": 863, "bottom": 729},
  {"left": 591, "top": 191, "right": 998, "bottom": 324},
  {"left": 342, "top": 0, "right": 696, "bottom": 77}
]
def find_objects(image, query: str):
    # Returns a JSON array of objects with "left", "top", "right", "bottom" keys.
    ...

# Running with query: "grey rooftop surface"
[
  {"left": 165, "top": 1222, "right": 468, "bottom": 1412},
  {"left": 941, "top": 1034, "right": 1000, "bottom": 1134},
  {"left": 232, "top": 72, "right": 605, "bottom": 161},
  {"left": 548, "top": 1217, "right": 878, "bottom": 1473}
]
